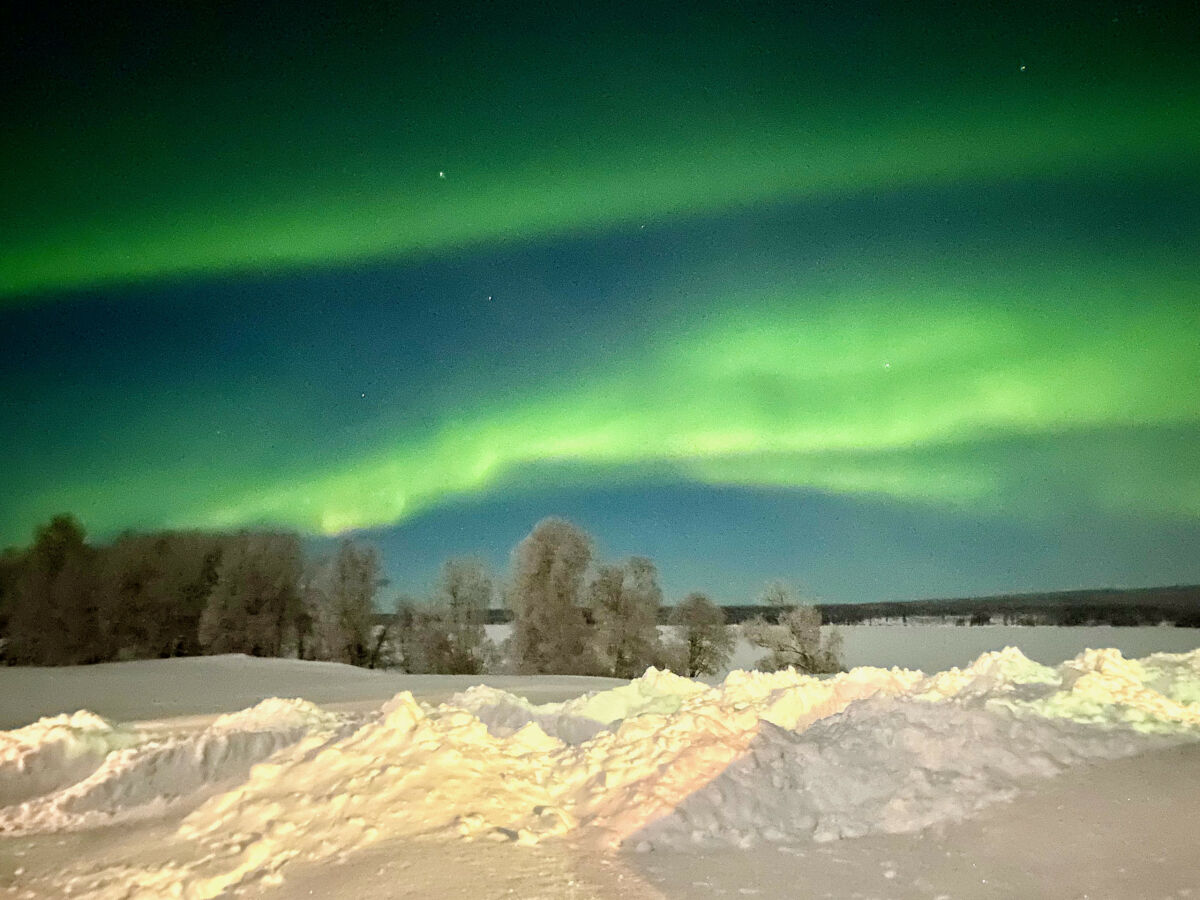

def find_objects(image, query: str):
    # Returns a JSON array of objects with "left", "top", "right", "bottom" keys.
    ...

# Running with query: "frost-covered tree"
[
  {"left": 0, "top": 549, "right": 19, "bottom": 653},
  {"left": 760, "top": 579, "right": 799, "bottom": 612},
  {"left": 507, "top": 517, "right": 598, "bottom": 674},
  {"left": 389, "top": 598, "right": 425, "bottom": 673},
  {"left": 587, "top": 564, "right": 625, "bottom": 669},
  {"left": 97, "top": 532, "right": 223, "bottom": 660},
  {"left": 669, "top": 592, "right": 734, "bottom": 677},
  {"left": 4, "top": 515, "right": 100, "bottom": 665},
  {"left": 304, "top": 540, "right": 380, "bottom": 666},
  {"left": 589, "top": 556, "right": 664, "bottom": 678},
  {"left": 198, "top": 532, "right": 304, "bottom": 657},
  {"left": 390, "top": 588, "right": 494, "bottom": 675},
  {"left": 436, "top": 557, "right": 492, "bottom": 667},
  {"left": 392, "top": 557, "right": 495, "bottom": 674},
  {"left": 744, "top": 601, "right": 843, "bottom": 674}
]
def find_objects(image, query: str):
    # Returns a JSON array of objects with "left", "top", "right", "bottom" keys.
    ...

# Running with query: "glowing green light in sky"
[
  {"left": 4, "top": 3, "right": 1199, "bottom": 548},
  {"left": 3, "top": 85, "right": 1197, "bottom": 301},
  {"left": 16, "top": 245, "right": 1189, "bottom": 544}
]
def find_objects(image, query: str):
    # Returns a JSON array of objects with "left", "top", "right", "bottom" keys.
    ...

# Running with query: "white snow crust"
[
  {"left": 450, "top": 667, "right": 708, "bottom": 743},
  {"left": 0, "top": 699, "right": 346, "bottom": 835},
  {"left": 0, "top": 712, "right": 144, "bottom": 808},
  {"left": 3, "top": 647, "right": 1198, "bottom": 899}
]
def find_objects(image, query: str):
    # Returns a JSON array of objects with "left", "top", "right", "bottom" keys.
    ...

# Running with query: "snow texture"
[
  {"left": 0, "top": 699, "right": 346, "bottom": 834},
  {"left": 3, "top": 647, "right": 1198, "bottom": 899},
  {"left": 0, "top": 712, "right": 144, "bottom": 808}
]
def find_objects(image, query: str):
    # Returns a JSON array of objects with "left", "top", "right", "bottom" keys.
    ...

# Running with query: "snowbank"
[
  {"left": 0, "top": 699, "right": 347, "bottom": 834},
  {"left": 449, "top": 667, "right": 708, "bottom": 743},
  {"left": 0, "top": 711, "right": 144, "bottom": 808},
  {"left": 4, "top": 647, "right": 1198, "bottom": 899}
]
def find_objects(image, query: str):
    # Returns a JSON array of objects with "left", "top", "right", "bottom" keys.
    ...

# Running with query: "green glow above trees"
[
  {"left": 8, "top": 244, "right": 1194, "bottom": 544},
  {"left": 3, "top": 2, "right": 1197, "bottom": 568}
]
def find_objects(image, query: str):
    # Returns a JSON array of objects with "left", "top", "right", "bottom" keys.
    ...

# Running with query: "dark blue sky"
[{"left": 334, "top": 481, "right": 1200, "bottom": 604}]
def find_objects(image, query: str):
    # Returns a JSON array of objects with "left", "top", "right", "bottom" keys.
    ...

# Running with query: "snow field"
[{"left": 2, "top": 646, "right": 1198, "bottom": 899}]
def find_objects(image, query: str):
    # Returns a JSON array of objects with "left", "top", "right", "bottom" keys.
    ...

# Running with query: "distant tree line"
[
  {"left": 477, "top": 587, "right": 1200, "bottom": 628},
  {"left": 0, "top": 514, "right": 845, "bottom": 677},
  {"left": 10, "top": 514, "right": 1182, "bottom": 676},
  {"left": 0, "top": 514, "right": 386, "bottom": 668},
  {"left": 807, "top": 586, "right": 1200, "bottom": 628}
]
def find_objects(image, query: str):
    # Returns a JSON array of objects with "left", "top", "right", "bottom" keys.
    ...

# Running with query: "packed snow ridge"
[
  {"left": 4, "top": 647, "right": 1200, "bottom": 900},
  {"left": 0, "top": 699, "right": 348, "bottom": 833}
]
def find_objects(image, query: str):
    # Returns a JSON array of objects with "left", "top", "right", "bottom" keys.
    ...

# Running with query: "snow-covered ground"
[
  {"left": 1, "top": 636, "right": 1199, "bottom": 898},
  {"left": 0, "top": 653, "right": 626, "bottom": 731}
]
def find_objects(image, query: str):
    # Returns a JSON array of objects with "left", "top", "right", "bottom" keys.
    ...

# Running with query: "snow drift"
[
  {"left": 0, "top": 711, "right": 144, "bottom": 808},
  {"left": 4, "top": 647, "right": 1199, "bottom": 899},
  {"left": 0, "top": 699, "right": 347, "bottom": 834}
]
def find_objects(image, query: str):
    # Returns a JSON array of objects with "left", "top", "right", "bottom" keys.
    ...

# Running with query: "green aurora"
[
  {"left": 4, "top": 4, "right": 1198, "bottom": 301},
  {"left": 5, "top": 84, "right": 1197, "bottom": 301},
  {"left": 7, "top": 241, "right": 1197, "bottom": 544},
  {"left": 2, "top": 2, "right": 1198, "bottom": 596}
]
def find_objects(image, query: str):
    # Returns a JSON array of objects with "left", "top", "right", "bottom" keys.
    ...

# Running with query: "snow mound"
[
  {"left": 0, "top": 698, "right": 346, "bottom": 834},
  {"left": 915, "top": 645, "right": 1061, "bottom": 700},
  {"left": 0, "top": 711, "right": 145, "bottom": 807},
  {"left": 23, "top": 648, "right": 1200, "bottom": 900},
  {"left": 450, "top": 666, "right": 706, "bottom": 743},
  {"left": 638, "top": 695, "right": 1168, "bottom": 848},
  {"left": 209, "top": 696, "right": 344, "bottom": 734},
  {"left": 993, "top": 648, "right": 1200, "bottom": 731},
  {"left": 1140, "top": 649, "right": 1200, "bottom": 706}
]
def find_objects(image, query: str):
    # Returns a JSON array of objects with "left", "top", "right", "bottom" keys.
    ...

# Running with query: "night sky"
[{"left": 2, "top": 2, "right": 1198, "bottom": 603}]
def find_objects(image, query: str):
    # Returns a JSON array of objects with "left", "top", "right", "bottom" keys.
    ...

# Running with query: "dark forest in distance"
[{"left": 477, "top": 585, "right": 1200, "bottom": 628}]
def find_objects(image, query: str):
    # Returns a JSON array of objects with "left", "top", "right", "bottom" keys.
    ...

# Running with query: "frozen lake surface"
[
  {"left": 486, "top": 623, "right": 1200, "bottom": 675},
  {"left": 770, "top": 623, "right": 1200, "bottom": 673}
]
